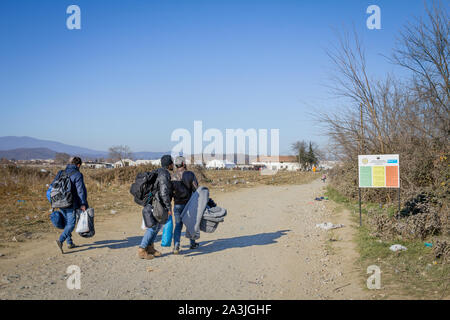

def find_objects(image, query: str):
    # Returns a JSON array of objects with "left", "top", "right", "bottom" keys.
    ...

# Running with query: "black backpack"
[
  {"left": 172, "top": 171, "right": 195, "bottom": 204},
  {"left": 50, "top": 170, "right": 76, "bottom": 209},
  {"left": 130, "top": 171, "right": 158, "bottom": 206}
]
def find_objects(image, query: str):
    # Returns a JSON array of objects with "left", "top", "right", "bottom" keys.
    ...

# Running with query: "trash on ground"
[
  {"left": 316, "top": 222, "right": 345, "bottom": 230},
  {"left": 424, "top": 242, "right": 433, "bottom": 248},
  {"left": 315, "top": 198, "right": 322, "bottom": 201},
  {"left": 389, "top": 244, "right": 408, "bottom": 252},
  {"left": 110, "top": 210, "right": 117, "bottom": 215}
]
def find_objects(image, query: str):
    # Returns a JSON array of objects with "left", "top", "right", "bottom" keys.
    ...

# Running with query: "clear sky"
[{"left": 0, "top": 0, "right": 429, "bottom": 154}]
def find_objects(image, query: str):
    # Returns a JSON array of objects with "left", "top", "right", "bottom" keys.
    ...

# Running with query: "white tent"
[
  {"left": 113, "top": 159, "right": 136, "bottom": 168},
  {"left": 206, "top": 159, "right": 236, "bottom": 169}
]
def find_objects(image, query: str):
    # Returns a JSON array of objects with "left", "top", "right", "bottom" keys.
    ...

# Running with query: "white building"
[
  {"left": 251, "top": 156, "right": 300, "bottom": 171},
  {"left": 135, "top": 159, "right": 152, "bottom": 166},
  {"left": 319, "top": 161, "right": 339, "bottom": 170},
  {"left": 149, "top": 159, "right": 161, "bottom": 166},
  {"left": 113, "top": 159, "right": 136, "bottom": 168},
  {"left": 85, "top": 162, "right": 114, "bottom": 169},
  {"left": 205, "top": 159, "right": 236, "bottom": 169}
]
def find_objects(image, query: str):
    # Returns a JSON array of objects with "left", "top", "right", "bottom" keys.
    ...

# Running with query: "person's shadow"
[
  {"left": 65, "top": 230, "right": 290, "bottom": 257},
  {"left": 182, "top": 230, "right": 291, "bottom": 257},
  {"left": 64, "top": 235, "right": 162, "bottom": 254}
]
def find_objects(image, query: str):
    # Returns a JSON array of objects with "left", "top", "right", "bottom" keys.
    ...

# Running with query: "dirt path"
[{"left": 0, "top": 179, "right": 369, "bottom": 300}]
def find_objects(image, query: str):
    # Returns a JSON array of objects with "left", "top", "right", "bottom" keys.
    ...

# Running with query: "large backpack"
[
  {"left": 50, "top": 170, "right": 76, "bottom": 209},
  {"left": 130, "top": 171, "right": 158, "bottom": 206}
]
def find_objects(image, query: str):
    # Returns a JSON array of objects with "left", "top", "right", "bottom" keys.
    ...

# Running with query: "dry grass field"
[{"left": 0, "top": 164, "right": 317, "bottom": 243}]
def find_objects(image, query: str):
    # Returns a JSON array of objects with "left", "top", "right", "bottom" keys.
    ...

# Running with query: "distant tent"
[{"left": 205, "top": 159, "right": 236, "bottom": 169}]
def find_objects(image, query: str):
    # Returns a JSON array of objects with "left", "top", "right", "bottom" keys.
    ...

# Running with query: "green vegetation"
[{"left": 326, "top": 186, "right": 449, "bottom": 299}]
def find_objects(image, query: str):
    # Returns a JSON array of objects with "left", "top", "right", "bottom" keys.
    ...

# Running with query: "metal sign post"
[{"left": 359, "top": 188, "right": 362, "bottom": 227}]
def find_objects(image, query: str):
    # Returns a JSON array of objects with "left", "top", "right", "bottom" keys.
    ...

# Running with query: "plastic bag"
[
  {"left": 46, "top": 186, "right": 52, "bottom": 203},
  {"left": 161, "top": 215, "right": 173, "bottom": 247},
  {"left": 78, "top": 208, "right": 95, "bottom": 238},
  {"left": 389, "top": 244, "right": 407, "bottom": 252},
  {"left": 75, "top": 210, "right": 89, "bottom": 233},
  {"left": 141, "top": 219, "right": 148, "bottom": 230}
]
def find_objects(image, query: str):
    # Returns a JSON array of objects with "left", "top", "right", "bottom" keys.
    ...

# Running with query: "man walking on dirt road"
[
  {"left": 51, "top": 157, "right": 89, "bottom": 254},
  {"left": 137, "top": 155, "right": 174, "bottom": 260},
  {"left": 171, "top": 156, "right": 199, "bottom": 254}
]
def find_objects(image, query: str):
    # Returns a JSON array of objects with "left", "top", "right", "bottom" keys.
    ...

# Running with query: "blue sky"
[{"left": 0, "top": 0, "right": 428, "bottom": 154}]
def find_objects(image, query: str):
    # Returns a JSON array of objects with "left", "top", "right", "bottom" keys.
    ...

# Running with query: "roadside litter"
[
  {"left": 389, "top": 244, "right": 408, "bottom": 252},
  {"left": 314, "top": 197, "right": 329, "bottom": 201},
  {"left": 424, "top": 242, "right": 433, "bottom": 248},
  {"left": 316, "top": 222, "right": 345, "bottom": 230}
]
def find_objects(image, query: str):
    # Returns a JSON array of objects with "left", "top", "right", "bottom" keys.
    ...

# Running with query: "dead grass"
[{"left": 0, "top": 164, "right": 317, "bottom": 242}]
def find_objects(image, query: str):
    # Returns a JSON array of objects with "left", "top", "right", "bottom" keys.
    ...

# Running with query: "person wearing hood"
[
  {"left": 137, "top": 155, "right": 174, "bottom": 260},
  {"left": 171, "top": 156, "right": 199, "bottom": 254}
]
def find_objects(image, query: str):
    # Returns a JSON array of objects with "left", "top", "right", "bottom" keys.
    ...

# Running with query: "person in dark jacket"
[
  {"left": 51, "top": 157, "right": 89, "bottom": 254},
  {"left": 138, "top": 155, "right": 174, "bottom": 260},
  {"left": 171, "top": 156, "right": 199, "bottom": 254}
]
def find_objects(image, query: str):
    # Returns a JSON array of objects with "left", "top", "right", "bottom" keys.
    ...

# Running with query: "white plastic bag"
[
  {"left": 315, "top": 222, "right": 345, "bottom": 230},
  {"left": 141, "top": 219, "right": 148, "bottom": 230},
  {"left": 76, "top": 211, "right": 89, "bottom": 233},
  {"left": 389, "top": 244, "right": 407, "bottom": 252}
]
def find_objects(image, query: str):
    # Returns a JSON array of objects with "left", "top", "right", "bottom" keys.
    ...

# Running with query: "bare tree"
[
  {"left": 391, "top": 0, "right": 449, "bottom": 142},
  {"left": 108, "top": 145, "right": 133, "bottom": 166},
  {"left": 317, "top": 0, "right": 449, "bottom": 202}
]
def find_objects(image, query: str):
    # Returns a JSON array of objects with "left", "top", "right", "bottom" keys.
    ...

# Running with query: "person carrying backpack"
[
  {"left": 137, "top": 155, "right": 174, "bottom": 260},
  {"left": 171, "top": 156, "right": 199, "bottom": 254},
  {"left": 50, "top": 157, "right": 88, "bottom": 254}
]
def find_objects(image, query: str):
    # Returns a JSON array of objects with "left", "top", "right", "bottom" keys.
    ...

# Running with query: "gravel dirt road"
[{"left": 0, "top": 179, "right": 369, "bottom": 299}]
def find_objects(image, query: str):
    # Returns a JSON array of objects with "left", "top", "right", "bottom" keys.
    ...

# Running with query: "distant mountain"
[
  {"left": 0, "top": 148, "right": 57, "bottom": 160},
  {"left": 0, "top": 136, "right": 107, "bottom": 158},
  {"left": 0, "top": 136, "right": 168, "bottom": 160}
]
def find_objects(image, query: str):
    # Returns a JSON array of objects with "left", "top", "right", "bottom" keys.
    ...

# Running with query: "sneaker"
[
  {"left": 55, "top": 240, "right": 64, "bottom": 254},
  {"left": 190, "top": 242, "right": 199, "bottom": 250},
  {"left": 67, "top": 243, "right": 78, "bottom": 249},
  {"left": 173, "top": 247, "right": 180, "bottom": 255}
]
